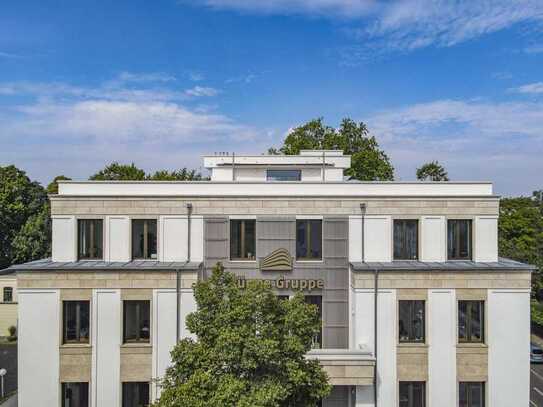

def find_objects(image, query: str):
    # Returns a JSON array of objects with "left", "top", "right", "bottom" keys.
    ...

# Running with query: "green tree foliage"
[
  {"left": 154, "top": 264, "right": 331, "bottom": 407},
  {"left": 416, "top": 161, "right": 449, "bottom": 181},
  {"left": 273, "top": 118, "right": 394, "bottom": 181},
  {"left": 147, "top": 169, "right": 207, "bottom": 181},
  {"left": 90, "top": 162, "right": 146, "bottom": 180},
  {"left": 0, "top": 165, "right": 48, "bottom": 268},
  {"left": 12, "top": 203, "right": 51, "bottom": 263},
  {"left": 47, "top": 175, "right": 72, "bottom": 194}
]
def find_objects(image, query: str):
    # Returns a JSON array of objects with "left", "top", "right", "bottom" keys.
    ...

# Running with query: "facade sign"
[
  {"left": 260, "top": 248, "right": 293, "bottom": 272},
  {"left": 237, "top": 276, "right": 324, "bottom": 292}
]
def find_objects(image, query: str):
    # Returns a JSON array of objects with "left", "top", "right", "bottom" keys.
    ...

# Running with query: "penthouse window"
[
  {"left": 459, "top": 382, "right": 485, "bottom": 407},
  {"left": 62, "top": 382, "right": 89, "bottom": 407},
  {"left": 296, "top": 220, "right": 322, "bottom": 260},
  {"left": 132, "top": 219, "right": 157, "bottom": 260},
  {"left": 399, "top": 381, "right": 426, "bottom": 407},
  {"left": 399, "top": 300, "right": 425, "bottom": 343},
  {"left": 266, "top": 169, "right": 301, "bottom": 181},
  {"left": 230, "top": 219, "right": 256, "bottom": 261},
  {"left": 448, "top": 219, "right": 472, "bottom": 260},
  {"left": 78, "top": 219, "right": 103, "bottom": 260},
  {"left": 123, "top": 301, "right": 150, "bottom": 343},
  {"left": 304, "top": 295, "right": 322, "bottom": 349},
  {"left": 458, "top": 301, "right": 484, "bottom": 343},
  {"left": 3, "top": 287, "right": 13, "bottom": 302},
  {"left": 394, "top": 219, "right": 419, "bottom": 260},
  {"left": 63, "top": 301, "right": 90, "bottom": 344},
  {"left": 122, "top": 382, "right": 149, "bottom": 407}
]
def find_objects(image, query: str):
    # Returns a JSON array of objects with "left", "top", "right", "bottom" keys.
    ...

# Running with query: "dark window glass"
[
  {"left": 63, "top": 301, "right": 90, "bottom": 344},
  {"left": 78, "top": 219, "right": 103, "bottom": 260},
  {"left": 296, "top": 220, "right": 322, "bottom": 260},
  {"left": 277, "top": 295, "right": 290, "bottom": 301},
  {"left": 62, "top": 382, "right": 89, "bottom": 407},
  {"left": 230, "top": 220, "right": 256, "bottom": 260},
  {"left": 394, "top": 220, "right": 419, "bottom": 260},
  {"left": 3, "top": 287, "right": 13, "bottom": 302},
  {"left": 304, "top": 295, "right": 322, "bottom": 349},
  {"left": 448, "top": 220, "right": 472, "bottom": 260},
  {"left": 458, "top": 301, "right": 484, "bottom": 343},
  {"left": 459, "top": 382, "right": 485, "bottom": 407},
  {"left": 123, "top": 301, "right": 150, "bottom": 343},
  {"left": 266, "top": 169, "right": 302, "bottom": 181},
  {"left": 132, "top": 219, "right": 157, "bottom": 260},
  {"left": 399, "top": 382, "right": 426, "bottom": 407},
  {"left": 399, "top": 300, "right": 425, "bottom": 343},
  {"left": 122, "top": 382, "right": 150, "bottom": 407}
]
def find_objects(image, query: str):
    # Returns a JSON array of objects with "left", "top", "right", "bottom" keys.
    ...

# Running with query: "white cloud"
[
  {"left": 510, "top": 82, "right": 543, "bottom": 94},
  {"left": 0, "top": 51, "right": 22, "bottom": 58},
  {"left": 524, "top": 44, "right": 543, "bottom": 54},
  {"left": 115, "top": 71, "right": 177, "bottom": 83},
  {"left": 184, "top": 86, "right": 219, "bottom": 97}
]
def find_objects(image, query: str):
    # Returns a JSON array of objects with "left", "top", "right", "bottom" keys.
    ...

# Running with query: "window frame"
[
  {"left": 399, "top": 381, "right": 426, "bottom": 407},
  {"left": 393, "top": 219, "right": 419, "bottom": 260},
  {"left": 131, "top": 218, "right": 158, "bottom": 260},
  {"left": 458, "top": 300, "right": 485, "bottom": 343},
  {"left": 77, "top": 218, "right": 104, "bottom": 260},
  {"left": 122, "top": 382, "right": 150, "bottom": 407},
  {"left": 123, "top": 300, "right": 151, "bottom": 344},
  {"left": 447, "top": 219, "right": 473, "bottom": 260},
  {"left": 266, "top": 169, "right": 302, "bottom": 182},
  {"left": 304, "top": 295, "right": 323, "bottom": 349},
  {"left": 61, "top": 382, "right": 89, "bottom": 407},
  {"left": 63, "top": 300, "right": 91, "bottom": 345},
  {"left": 229, "top": 219, "right": 257, "bottom": 261},
  {"left": 296, "top": 219, "right": 323, "bottom": 261},
  {"left": 3, "top": 287, "right": 13, "bottom": 302},
  {"left": 398, "top": 300, "right": 426, "bottom": 343},
  {"left": 459, "top": 382, "right": 485, "bottom": 407}
]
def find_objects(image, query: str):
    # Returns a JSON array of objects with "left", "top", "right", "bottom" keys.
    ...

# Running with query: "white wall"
[
  {"left": 18, "top": 289, "right": 60, "bottom": 407},
  {"left": 92, "top": 289, "right": 121, "bottom": 407},
  {"left": 363, "top": 216, "right": 391, "bottom": 262},
  {"left": 349, "top": 216, "right": 363, "bottom": 262},
  {"left": 160, "top": 216, "right": 203, "bottom": 262},
  {"left": 235, "top": 168, "right": 265, "bottom": 181},
  {"left": 421, "top": 216, "right": 446, "bottom": 262},
  {"left": 52, "top": 216, "right": 76, "bottom": 262},
  {"left": 106, "top": 216, "right": 130, "bottom": 262},
  {"left": 475, "top": 216, "right": 498, "bottom": 262},
  {"left": 301, "top": 168, "right": 322, "bottom": 181},
  {"left": 428, "top": 289, "right": 456, "bottom": 407},
  {"left": 488, "top": 289, "right": 530, "bottom": 407},
  {"left": 355, "top": 385, "right": 374, "bottom": 407}
]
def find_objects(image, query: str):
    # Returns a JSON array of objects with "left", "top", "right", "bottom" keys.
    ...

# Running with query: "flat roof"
[{"left": 350, "top": 258, "right": 535, "bottom": 272}]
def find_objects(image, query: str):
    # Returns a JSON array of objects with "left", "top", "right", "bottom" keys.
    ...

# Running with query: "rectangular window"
[
  {"left": 230, "top": 220, "right": 256, "bottom": 260},
  {"left": 266, "top": 169, "right": 302, "bottom": 181},
  {"left": 132, "top": 219, "right": 157, "bottom": 260},
  {"left": 304, "top": 295, "right": 322, "bottom": 349},
  {"left": 62, "top": 382, "right": 89, "bottom": 407},
  {"left": 399, "top": 381, "right": 426, "bottom": 407},
  {"left": 78, "top": 219, "right": 103, "bottom": 260},
  {"left": 123, "top": 301, "right": 150, "bottom": 343},
  {"left": 3, "top": 287, "right": 13, "bottom": 302},
  {"left": 63, "top": 301, "right": 90, "bottom": 344},
  {"left": 399, "top": 300, "right": 425, "bottom": 343},
  {"left": 458, "top": 301, "right": 484, "bottom": 343},
  {"left": 448, "top": 219, "right": 472, "bottom": 260},
  {"left": 459, "top": 382, "right": 485, "bottom": 407},
  {"left": 122, "top": 382, "right": 150, "bottom": 407},
  {"left": 296, "top": 219, "right": 322, "bottom": 260},
  {"left": 394, "top": 219, "right": 419, "bottom": 260}
]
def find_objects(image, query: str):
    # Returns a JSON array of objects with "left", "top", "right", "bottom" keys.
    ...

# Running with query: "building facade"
[
  {"left": 12, "top": 150, "right": 533, "bottom": 407},
  {"left": 0, "top": 269, "right": 17, "bottom": 337}
]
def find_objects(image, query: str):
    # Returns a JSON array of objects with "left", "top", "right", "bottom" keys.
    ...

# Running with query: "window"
[
  {"left": 459, "top": 382, "right": 485, "bottom": 407},
  {"left": 399, "top": 382, "right": 426, "bottom": 407},
  {"left": 304, "top": 295, "right": 322, "bottom": 348},
  {"left": 399, "top": 300, "right": 425, "bottom": 343},
  {"left": 3, "top": 287, "right": 13, "bottom": 302},
  {"left": 230, "top": 220, "right": 256, "bottom": 260},
  {"left": 132, "top": 219, "right": 157, "bottom": 260},
  {"left": 62, "top": 382, "right": 89, "bottom": 407},
  {"left": 63, "top": 301, "right": 90, "bottom": 344},
  {"left": 123, "top": 301, "right": 150, "bottom": 343},
  {"left": 296, "top": 220, "right": 322, "bottom": 260},
  {"left": 122, "top": 382, "right": 149, "bottom": 407},
  {"left": 394, "top": 220, "right": 419, "bottom": 260},
  {"left": 266, "top": 169, "right": 301, "bottom": 181},
  {"left": 78, "top": 219, "right": 103, "bottom": 260},
  {"left": 448, "top": 219, "right": 472, "bottom": 260},
  {"left": 458, "top": 301, "right": 484, "bottom": 343}
]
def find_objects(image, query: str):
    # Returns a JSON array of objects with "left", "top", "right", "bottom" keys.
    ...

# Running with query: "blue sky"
[{"left": 1, "top": 0, "right": 543, "bottom": 195}]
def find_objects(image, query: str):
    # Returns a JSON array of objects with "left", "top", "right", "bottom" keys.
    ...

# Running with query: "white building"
[
  {"left": 11, "top": 150, "right": 534, "bottom": 407},
  {"left": 0, "top": 269, "right": 17, "bottom": 337}
]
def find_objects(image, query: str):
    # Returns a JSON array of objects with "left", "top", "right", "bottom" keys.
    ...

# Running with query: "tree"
[
  {"left": 47, "top": 175, "right": 72, "bottom": 194},
  {"left": 272, "top": 118, "right": 394, "bottom": 181},
  {"left": 90, "top": 162, "right": 146, "bottom": 180},
  {"left": 154, "top": 264, "right": 331, "bottom": 407},
  {"left": 0, "top": 165, "right": 48, "bottom": 268},
  {"left": 416, "top": 161, "right": 449, "bottom": 181},
  {"left": 147, "top": 169, "right": 207, "bottom": 181},
  {"left": 11, "top": 203, "right": 51, "bottom": 263}
]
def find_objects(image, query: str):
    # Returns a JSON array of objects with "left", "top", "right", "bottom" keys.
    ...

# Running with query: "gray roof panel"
[{"left": 350, "top": 258, "right": 535, "bottom": 272}]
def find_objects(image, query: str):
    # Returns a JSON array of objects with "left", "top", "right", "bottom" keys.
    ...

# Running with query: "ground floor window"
[
  {"left": 123, "top": 300, "right": 150, "bottom": 343},
  {"left": 122, "top": 382, "right": 150, "bottom": 407},
  {"left": 62, "top": 382, "right": 89, "bottom": 407},
  {"left": 459, "top": 382, "right": 484, "bottom": 407},
  {"left": 399, "top": 381, "right": 425, "bottom": 407}
]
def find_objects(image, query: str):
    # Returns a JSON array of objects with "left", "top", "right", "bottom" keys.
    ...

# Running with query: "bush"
[
  {"left": 532, "top": 301, "right": 543, "bottom": 326},
  {"left": 7, "top": 325, "right": 17, "bottom": 340}
]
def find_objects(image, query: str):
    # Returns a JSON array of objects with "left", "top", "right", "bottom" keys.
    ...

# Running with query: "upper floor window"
[
  {"left": 62, "top": 382, "right": 89, "bottom": 407},
  {"left": 296, "top": 219, "right": 322, "bottom": 260},
  {"left": 399, "top": 300, "right": 425, "bottom": 343},
  {"left": 394, "top": 219, "right": 419, "bottom": 260},
  {"left": 399, "top": 381, "right": 426, "bottom": 407},
  {"left": 459, "top": 382, "right": 484, "bottom": 407},
  {"left": 266, "top": 169, "right": 301, "bottom": 181},
  {"left": 448, "top": 219, "right": 472, "bottom": 260},
  {"left": 123, "top": 300, "right": 150, "bottom": 343},
  {"left": 78, "top": 219, "right": 103, "bottom": 260},
  {"left": 3, "top": 287, "right": 13, "bottom": 302},
  {"left": 230, "top": 219, "right": 256, "bottom": 261},
  {"left": 63, "top": 301, "right": 90, "bottom": 344},
  {"left": 458, "top": 300, "right": 484, "bottom": 343},
  {"left": 132, "top": 219, "right": 157, "bottom": 260},
  {"left": 122, "top": 382, "right": 149, "bottom": 407},
  {"left": 305, "top": 295, "right": 322, "bottom": 349}
]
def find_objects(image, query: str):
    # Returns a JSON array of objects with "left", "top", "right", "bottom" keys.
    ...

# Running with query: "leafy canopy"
[
  {"left": 89, "top": 162, "right": 207, "bottom": 181},
  {"left": 47, "top": 175, "right": 72, "bottom": 194},
  {"left": 271, "top": 117, "right": 394, "bottom": 181},
  {"left": 416, "top": 161, "right": 449, "bottom": 181},
  {"left": 154, "top": 264, "right": 331, "bottom": 407}
]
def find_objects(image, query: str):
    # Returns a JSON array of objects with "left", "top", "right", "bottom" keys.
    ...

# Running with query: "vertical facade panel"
[
  {"left": 107, "top": 216, "right": 130, "bottom": 262},
  {"left": 475, "top": 216, "right": 498, "bottom": 262},
  {"left": 363, "top": 216, "right": 391, "bottom": 262},
  {"left": 421, "top": 216, "right": 446, "bottom": 262},
  {"left": 52, "top": 216, "right": 76, "bottom": 262}
]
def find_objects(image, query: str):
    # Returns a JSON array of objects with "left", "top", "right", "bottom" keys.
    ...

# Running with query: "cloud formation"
[
  {"left": 184, "top": 86, "right": 219, "bottom": 97},
  {"left": 510, "top": 82, "right": 543, "bottom": 94}
]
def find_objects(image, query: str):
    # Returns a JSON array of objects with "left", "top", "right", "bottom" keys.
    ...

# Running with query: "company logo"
[{"left": 260, "top": 248, "right": 293, "bottom": 272}]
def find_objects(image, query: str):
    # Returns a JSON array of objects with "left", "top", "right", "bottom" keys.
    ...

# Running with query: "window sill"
[
  {"left": 397, "top": 342, "right": 427, "bottom": 347},
  {"left": 121, "top": 342, "right": 152, "bottom": 347},
  {"left": 457, "top": 342, "right": 487, "bottom": 348},
  {"left": 61, "top": 343, "right": 91, "bottom": 348},
  {"left": 296, "top": 259, "right": 324, "bottom": 263},
  {"left": 229, "top": 260, "right": 257, "bottom": 263}
]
